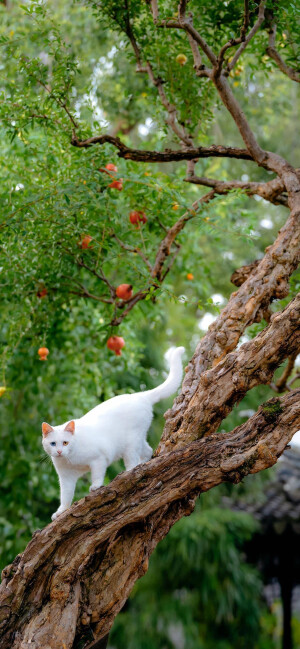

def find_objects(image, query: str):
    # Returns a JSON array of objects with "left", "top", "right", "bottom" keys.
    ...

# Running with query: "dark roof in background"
[{"left": 224, "top": 446, "right": 300, "bottom": 535}]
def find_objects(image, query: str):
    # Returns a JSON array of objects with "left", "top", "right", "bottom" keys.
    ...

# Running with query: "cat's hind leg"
[
  {"left": 124, "top": 449, "right": 142, "bottom": 471},
  {"left": 89, "top": 456, "right": 107, "bottom": 491},
  {"left": 140, "top": 441, "right": 153, "bottom": 462}
]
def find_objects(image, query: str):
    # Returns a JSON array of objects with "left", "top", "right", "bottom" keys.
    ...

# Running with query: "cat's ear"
[
  {"left": 42, "top": 422, "right": 54, "bottom": 436},
  {"left": 64, "top": 420, "right": 75, "bottom": 434}
]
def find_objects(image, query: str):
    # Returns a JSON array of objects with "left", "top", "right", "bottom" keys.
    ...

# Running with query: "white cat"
[{"left": 42, "top": 346, "right": 185, "bottom": 520}]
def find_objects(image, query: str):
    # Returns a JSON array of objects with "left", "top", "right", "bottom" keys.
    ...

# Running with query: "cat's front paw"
[
  {"left": 51, "top": 506, "right": 67, "bottom": 520},
  {"left": 89, "top": 481, "right": 102, "bottom": 492}
]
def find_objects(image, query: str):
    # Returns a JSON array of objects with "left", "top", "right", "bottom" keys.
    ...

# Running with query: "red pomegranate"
[
  {"left": 106, "top": 163, "right": 118, "bottom": 172},
  {"left": 108, "top": 179, "right": 123, "bottom": 191},
  {"left": 79, "top": 234, "right": 93, "bottom": 249},
  {"left": 138, "top": 211, "right": 147, "bottom": 224},
  {"left": 37, "top": 287, "right": 48, "bottom": 298},
  {"left": 129, "top": 210, "right": 147, "bottom": 225},
  {"left": 129, "top": 211, "right": 139, "bottom": 225},
  {"left": 107, "top": 336, "right": 125, "bottom": 356},
  {"left": 38, "top": 347, "right": 49, "bottom": 361},
  {"left": 116, "top": 284, "right": 133, "bottom": 300}
]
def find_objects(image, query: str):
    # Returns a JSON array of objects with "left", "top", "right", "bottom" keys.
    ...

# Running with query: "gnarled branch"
[
  {"left": 71, "top": 134, "right": 253, "bottom": 162},
  {"left": 185, "top": 173, "right": 289, "bottom": 206},
  {"left": 163, "top": 207, "right": 300, "bottom": 440},
  {"left": 1, "top": 389, "right": 299, "bottom": 649},
  {"left": 158, "top": 293, "right": 300, "bottom": 453}
]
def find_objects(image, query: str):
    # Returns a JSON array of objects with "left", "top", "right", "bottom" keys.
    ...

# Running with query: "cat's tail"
[{"left": 145, "top": 346, "right": 185, "bottom": 405}]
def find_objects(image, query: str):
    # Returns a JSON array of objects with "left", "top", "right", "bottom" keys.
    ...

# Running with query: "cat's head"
[{"left": 42, "top": 420, "right": 75, "bottom": 458}]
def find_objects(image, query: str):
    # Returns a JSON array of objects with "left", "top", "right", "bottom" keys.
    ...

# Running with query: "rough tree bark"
[{"left": 1, "top": 2, "right": 300, "bottom": 648}]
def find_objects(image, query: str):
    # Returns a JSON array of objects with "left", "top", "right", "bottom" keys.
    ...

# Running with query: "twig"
[
  {"left": 159, "top": 17, "right": 217, "bottom": 66},
  {"left": 111, "top": 233, "right": 153, "bottom": 272},
  {"left": 149, "top": 0, "right": 159, "bottom": 22},
  {"left": 226, "top": 1, "right": 266, "bottom": 72},
  {"left": 123, "top": 0, "right": 194, "bottom": 147},
  {"left": 275, "top": 352, "right": 299, "bottom": 392},
  {"left": 60, "top": 246, "right": 115, "bottom": 298},
  {"left": 266, "top": 22, "right": 300, "bottom": 83},
  {"left": 151, "top": 190, "right": 215, "bottom": 280}
]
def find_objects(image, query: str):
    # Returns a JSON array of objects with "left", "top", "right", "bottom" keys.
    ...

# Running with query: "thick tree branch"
[
  {"left": 163, "top": 205, "right": 300, "bottom": 439},
  {"left": 266, "top": 23, "right": 300, "bottom": 83},
  {"left": 158, "top": 293, "right": 300, "bottom": 453},
  {"left": 71, "top": 133, "right": 253, "bottom": 161},
  {"left": 185, "top": 173, "right": 289, "bottom": 206},
  {"left": 1, "top": 389, "right": 299, "bottom": 649}
]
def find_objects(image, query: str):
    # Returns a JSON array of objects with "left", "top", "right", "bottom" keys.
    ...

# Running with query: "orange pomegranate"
[
  {"left": 186, "top": 273, "right": 194, "bottom": 280},
  {"left": 38, "top": 347, "right": 49, "bottom": 361},
  {"left": 106, "top": 163, "right": 118, "bottom": 172},
  {"left": 116, "top": 284, "right": 133, "bottom": 300},
  {"left": 108, "top": 179, "right": 123, "bottom": 191},
  {"left": 107, "top": 336, "right": 125, "bottom": 356},
  {"left": 129, "top": 210, "right": 147, "bottom": 225},
  {"left": 79, "top": 235, "right": 93, "bottom": 249}
]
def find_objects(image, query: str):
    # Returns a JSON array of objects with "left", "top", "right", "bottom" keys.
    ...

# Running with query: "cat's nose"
[{"left": 57, "top": 450, "right": 62, "bottom": 455}]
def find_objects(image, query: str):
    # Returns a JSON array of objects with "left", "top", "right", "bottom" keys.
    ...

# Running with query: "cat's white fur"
[{"left": 42, "top": 346, "right": 185, "bottom": 520}]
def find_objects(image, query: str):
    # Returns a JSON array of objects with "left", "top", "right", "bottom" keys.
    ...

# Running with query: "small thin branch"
[
  {"left": 178, "top": 20, "right": 217, "bottom": 65},
  {"left": 178, "top": 0, "right": 188, "bottom": 22},
  {"left": 287, "top": 372, "right": 300, "bottom": 389},
  {"left": 60, "top": 276, "right": 114, "bottom": 304},
  {"left": 240, "top": 0, "right": 250, "bottom": 41},
  {"left": 213, "top": 0, "right": 254, "bottom": 79},
  {"left": 266, "top": 22, "right": 300, "bottom": 83},
  {"left": 151, "top": 190, "right": 215, "bottom": 280},
  {"left": 60, "top": 246, "right": 116, "bottom": 298},
  {"left": 144, "top": 63, "right": 194, "bottom": 146},
  {"left": 123, "top": 0, "right": 194, "bottom": 147},
  {"left": 159, "top": 16, "right": 216, "bottom": 66},
  {"left": 109, "top": 191, "right": 215, "bottom": 324},
  {"left": 275, "top": 352, "right": 299, "bottom": 392},
  {"left": 34, "top": 75, "right": 79, "bottom": 130},
  {"left": 149, "top": 0, "right": 159, "bottom": 23},
  {"left": 161, "top": 245, "right": 182, "bottom": 281},
  {"left": 123, "top": 0, "right": 144, "bottom": 66},
  {"left": 227, "top": 1, "right": 266, "bottom": 72},
  {"left": 110, "top": 289, "right": 148, "bottom": 326},
  {"left": 111, "top": 233, "right": 153, "bottom": 272},
  {"left": 66, "top": 289, "right": 113, "bottom": 304}
]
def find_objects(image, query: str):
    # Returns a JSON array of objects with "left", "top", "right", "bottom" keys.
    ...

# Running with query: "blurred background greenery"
[{"left": 0, "top": 1, "right": 299, "bottom": 647}]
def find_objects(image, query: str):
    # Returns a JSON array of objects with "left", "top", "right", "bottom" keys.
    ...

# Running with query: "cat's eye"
[
  {"left": 63, "top": 441, "right": 69, "bottom": 446},
  {"left": 50, "top": 442, "right": 56, "bottom": 446}
]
